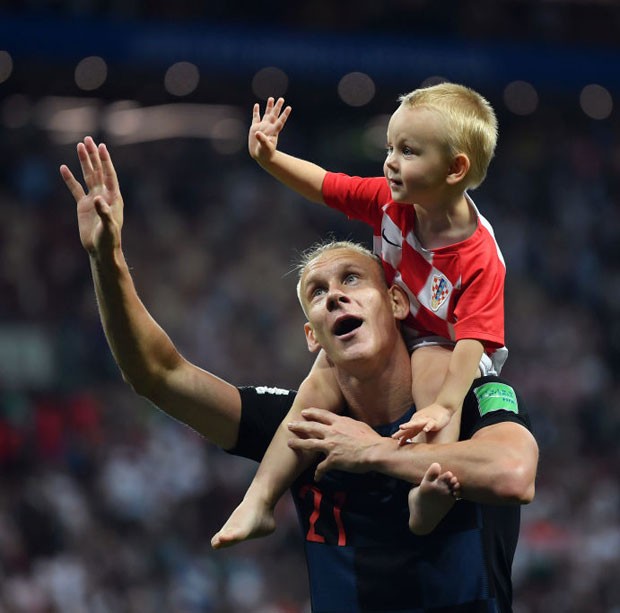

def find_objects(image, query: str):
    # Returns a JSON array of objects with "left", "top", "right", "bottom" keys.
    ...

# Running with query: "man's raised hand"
[{"left": 59, "top": 136, "right": 123, "bottom": 257}]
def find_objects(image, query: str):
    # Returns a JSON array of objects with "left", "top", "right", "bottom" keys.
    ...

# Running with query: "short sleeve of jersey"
[
  {"left": 322, "top": 172, "right": 390, "bottom": 225},
  {"left": 450, "top": 233, "right": 506, "bottom": 348},
  {"left": 460, "top": 376, "right": 532, "bottom": 439},
  {"left": 225, "top": 386, "right": 296, "bottom": 462}
]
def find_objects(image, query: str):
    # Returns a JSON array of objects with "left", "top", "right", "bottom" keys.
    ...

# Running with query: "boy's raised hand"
[
  {"left": 248, "top": 97, "right": 291, "bottom": 165},
  {"left": 60, "top": 136, "right": 124, "bottom": 258}
]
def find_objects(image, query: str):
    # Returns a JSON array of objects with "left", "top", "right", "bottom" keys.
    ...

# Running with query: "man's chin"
[{"left": 330, "top": 340, "right": 374, "bottom": 365}]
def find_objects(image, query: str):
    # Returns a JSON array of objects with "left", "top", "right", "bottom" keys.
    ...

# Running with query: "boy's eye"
[
  {"left": 344, "top": 273, "right": 359, "bottom": 284},
  {"left": 311, "top": 287, "right": 326, "bottom": 299},
  {"left": 385, "top": 146, "right": 393, "bottom": 156},
  {"left": 402, "top": 146, "right": 413, "bottom": 155}
]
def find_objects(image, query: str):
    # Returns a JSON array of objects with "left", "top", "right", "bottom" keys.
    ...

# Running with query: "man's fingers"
[
  {"left": 94, "top": 196, "right": 112, "bottom": 221},
  {"left": 288, "top": 419, "right": 327, "bottom": 440},
  {"left": 300, "top": 408, "right": 335, "bottom": 424},
  {"left": 59, "top": 165, "right": 85, "bottom": 202},
  {"left": 77, "top": 141, "right": 95, "bottom": 185},
  {"left": 84, "top": 136, "right": 102, "bottom": 179},
  {"left": 314, "top": 461, "right": 327, "bottom": 482},
  {"left": 98, "top": 143, "right": 119, "bottom": 192},
  {"left": 288, "top": 437, "right": 321, "bottom": 453}
]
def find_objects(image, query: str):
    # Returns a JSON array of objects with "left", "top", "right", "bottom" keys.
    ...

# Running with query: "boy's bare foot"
[
  {"left": 211, "top": 499, "right": 276, "bottom": 549},
  {"left": 408, "top": 462, "right": 460, "bottom": 535}
]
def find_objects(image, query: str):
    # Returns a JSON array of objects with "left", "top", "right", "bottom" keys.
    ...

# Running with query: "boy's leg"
[
  {"left": 407, "top": 463, "right": 460, "bottom": 535},
  {"left": 211, "top": 351, "right": 343, "bottom": 549},
  {"left": 406, "top": 346, "right": 462, "bottom": 534}
]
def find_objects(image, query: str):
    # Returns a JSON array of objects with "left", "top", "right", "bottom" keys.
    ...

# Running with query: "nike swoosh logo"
[{"left": 382, "top": 228, "right": 401, "bottom": 247}]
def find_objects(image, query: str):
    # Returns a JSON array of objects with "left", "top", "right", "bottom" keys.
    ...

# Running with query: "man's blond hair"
[
  {"left": 399, "top": 82, "right": 498, "bottom": 189},
  {"left": 295, "top": 240, "right": 385, "bottom": 317}
]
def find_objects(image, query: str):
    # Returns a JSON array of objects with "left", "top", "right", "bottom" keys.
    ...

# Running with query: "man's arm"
[
  {"left": 249, "top": 97, "right": 327, "bottom": 204},
  {"left": 288, "top": 408, "right": 538, "bottom": 505},
  {"left": 60, "top": 137, "right": 242, "bottom": 449}
]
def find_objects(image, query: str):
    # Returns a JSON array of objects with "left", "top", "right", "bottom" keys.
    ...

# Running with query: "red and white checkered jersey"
[{"left": 323, "top": 173, "right": 507, "bottom": 371}]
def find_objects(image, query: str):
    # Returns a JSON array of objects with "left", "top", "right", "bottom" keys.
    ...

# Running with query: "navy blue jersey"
[{"left": 229, "top": 377, "right": 533, "bottom": 613}]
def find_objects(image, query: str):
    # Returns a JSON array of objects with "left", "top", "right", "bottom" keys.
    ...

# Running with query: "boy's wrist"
[{"left": 432, "top": 397, "right": 459, "bottom": 413}]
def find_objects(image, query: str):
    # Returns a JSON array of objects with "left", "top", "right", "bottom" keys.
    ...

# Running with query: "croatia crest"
[{"left": 430, "top": 274, "right": 450, "bottom": 311}]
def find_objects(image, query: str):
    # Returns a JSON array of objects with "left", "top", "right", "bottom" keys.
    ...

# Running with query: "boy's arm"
[
  {"left": 433, "top": 338, "right": 485, "bottom": 413},
  {"left": 288, "top": 409, "right": 538, "bottom": 505},
  {"left": 249, "top": 97, "right": 327, "bottom": 204},
  {"left": 60, "top": 137, "right": 242, "bottom": 450},
  {"left": 395, "top": 339, "right": 484, "bottom": 439}
]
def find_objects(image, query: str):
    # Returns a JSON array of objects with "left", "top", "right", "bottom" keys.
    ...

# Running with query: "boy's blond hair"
[{"left": 399, "top": 82, "right": 498, "bottom": 190}]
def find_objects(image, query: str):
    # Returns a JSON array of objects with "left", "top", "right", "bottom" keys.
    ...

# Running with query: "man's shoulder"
[
  {"left": 461, "top": 376, "right": 531, "bottom": 437},
  {"left": 228, "top": 386, "right": 296, "bottom": 462}
]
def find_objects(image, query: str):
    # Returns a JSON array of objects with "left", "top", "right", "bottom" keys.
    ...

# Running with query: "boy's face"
[{"left": 383, "top": 105, "right": 452, "bottom": 206}]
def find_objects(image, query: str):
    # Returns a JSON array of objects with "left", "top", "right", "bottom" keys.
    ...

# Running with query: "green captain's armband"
[{"left": 473, "top": 382, "right": 518, "bottom": 416}]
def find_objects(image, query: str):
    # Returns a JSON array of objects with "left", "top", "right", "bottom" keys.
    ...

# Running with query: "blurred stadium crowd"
[{"left": 1, "top": 1, "right": 620, "bottom": 612}]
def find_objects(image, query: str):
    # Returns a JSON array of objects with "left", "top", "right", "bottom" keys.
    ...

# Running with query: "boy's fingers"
[
  {"left": 278, "top": 106, "right": 292, "bottom": 124},
  {"left": 273, "top": 97, "right": 285, "bottom": 114}
]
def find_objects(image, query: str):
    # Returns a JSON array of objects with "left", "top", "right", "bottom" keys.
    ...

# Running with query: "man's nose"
[{"left": 326, "top": 289, "right": 349, "bottom": 312}]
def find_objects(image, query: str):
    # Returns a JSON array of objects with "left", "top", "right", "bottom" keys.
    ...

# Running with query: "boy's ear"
[
  {"left": 447, "top": 153, "right": 470, "bottom": 185},
  {"left": 390, "top": 285, "right": 410, "bottom": 320},
  {"left": 304, "top": 322, "right": 321, "bottom": 353}
]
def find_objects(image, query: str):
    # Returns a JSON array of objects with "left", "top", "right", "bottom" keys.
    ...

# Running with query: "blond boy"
[{"left": 211, "top": 83, "right": 507, "bottom": 547}]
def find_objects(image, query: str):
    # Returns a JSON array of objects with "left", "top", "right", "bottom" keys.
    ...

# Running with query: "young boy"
[{"left": 211, "top": 83, "right": 506, "bottom": 548}]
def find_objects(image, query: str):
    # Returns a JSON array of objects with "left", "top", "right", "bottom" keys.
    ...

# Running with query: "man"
[{"left": 60, "top": 137, "right": 538, "bottom": 612}]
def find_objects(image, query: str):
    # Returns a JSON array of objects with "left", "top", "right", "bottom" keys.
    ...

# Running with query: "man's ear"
[
  {"left": 304, "top": 322, "right": 322, "bottom": 353},
  {"left": 390, "top": 285, "right": 410, "bottom": 320},
  {"left": 446, "top": 153, "right": 470, "bottom": 185}
]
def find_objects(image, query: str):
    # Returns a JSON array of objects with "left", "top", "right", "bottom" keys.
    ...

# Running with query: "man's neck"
[{"left": 334, "top": 344, "right": 413, "bottom": 427}]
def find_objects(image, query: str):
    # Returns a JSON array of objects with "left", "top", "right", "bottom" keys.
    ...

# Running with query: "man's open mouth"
[{"left": 333, "top": 316, "right": 363, "bottom": 337}]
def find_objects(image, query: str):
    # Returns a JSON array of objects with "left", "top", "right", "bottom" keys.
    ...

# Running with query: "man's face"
[
  {"left": 299, "top": 248, "right": 408, "bottom": 366},
  {"left": 383, "top": 105, "right": 452, "bottom": 206}
]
